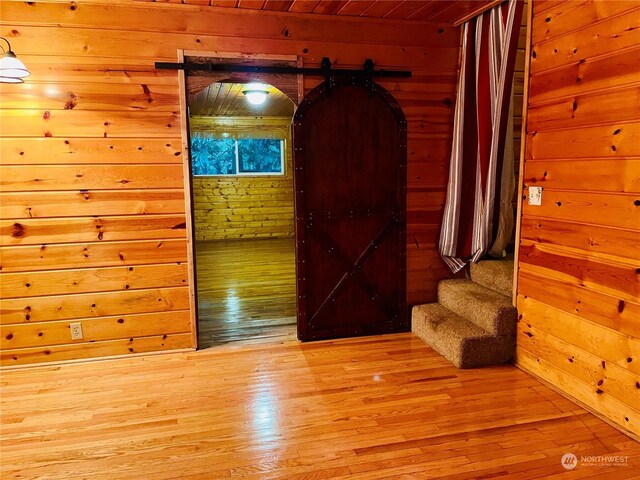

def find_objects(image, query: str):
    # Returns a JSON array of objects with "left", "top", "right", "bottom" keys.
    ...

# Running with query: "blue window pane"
[
  {"left": 190, "top": 136, "right": 236, "bottom": 175},
  {"left": 237, "top": 139, "right": 282, "bottom": 174}
]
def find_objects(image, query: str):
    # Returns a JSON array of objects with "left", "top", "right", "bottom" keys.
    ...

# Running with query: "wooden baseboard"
[{"left": 514, "top": 362, "right": 640, "bottom": 443}]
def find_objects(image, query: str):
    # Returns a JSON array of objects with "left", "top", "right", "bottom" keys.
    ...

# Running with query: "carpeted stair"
[
  {"left": 469, "top": 255, "right": 514, "bottom": 297},
  {"left": 412, "top": 257, "right": 517, "bottom": 369}
]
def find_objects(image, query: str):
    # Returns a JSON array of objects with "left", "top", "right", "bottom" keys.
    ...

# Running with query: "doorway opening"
[{"left": 187, "top": 77, "right": 298, "bottom": 348}]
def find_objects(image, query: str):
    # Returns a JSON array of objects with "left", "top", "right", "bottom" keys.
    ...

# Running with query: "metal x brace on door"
[{"left": 307, "top": 214, "right": 399, "bottom": 325}]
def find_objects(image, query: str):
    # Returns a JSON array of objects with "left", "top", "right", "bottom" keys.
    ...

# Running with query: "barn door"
[{"left": 294, "top": 77, "right": 407, "bottom": 341}]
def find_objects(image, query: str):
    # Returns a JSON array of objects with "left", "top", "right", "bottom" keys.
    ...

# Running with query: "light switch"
[{"left": 528, "top": 186, "right": 543, "bottom": 206}]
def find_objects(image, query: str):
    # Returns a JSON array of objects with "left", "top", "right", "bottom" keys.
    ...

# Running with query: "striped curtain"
[{"left": 439, "top": 0, "right": 524, "bottom": 273}]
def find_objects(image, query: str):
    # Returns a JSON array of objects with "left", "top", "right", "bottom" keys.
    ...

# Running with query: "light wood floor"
[
  {"left": 195, "top": 238, "right": 297, "bottom": 348},
  {"left": 1, "top": 334, "right": 638, "bottom": 479}
]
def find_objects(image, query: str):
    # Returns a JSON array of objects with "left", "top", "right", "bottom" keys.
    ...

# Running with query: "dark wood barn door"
[{"left": 293, "top": 77, "right": 407, "bottom": 341}]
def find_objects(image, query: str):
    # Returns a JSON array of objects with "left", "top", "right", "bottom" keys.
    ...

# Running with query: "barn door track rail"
[{"left": 155, "top": 57, "right": 411, "bottom": 78}]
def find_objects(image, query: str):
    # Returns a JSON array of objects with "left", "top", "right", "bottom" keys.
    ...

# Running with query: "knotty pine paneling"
[
  {"left": 6, "top": 25, "right": 459, "bottom": 70},
  {"left": 523, "top": 158, "right": 640, "bottom": 193},
  {"left": 521, "top": 190, "right": 638, "bottom": 229},
  {"left": 516, "top": 0, "right": 640, "bottom": 437},
  {"left": 0, "top": 334, "right": 193, "bottom": 366},
  {"left": 0, "top": 164, "right": 185, "bottom": 191},
  {"left": 1, "top": 287, "right": 191, "bottom": 324},
  {"left": 520, "top": 217, "right": 640, "bottom": 262},
  {"left": 518, "top": 321, "right": 639, "bottom": 420},
  {"left": 0, "top": 138, "right": 184, "bottom": 165},
  {"left": 529, "top": 123, "right": 640, "bottom": 160},
  {"left": 0, "top": 0, "right": 459, "bottom": 365},
  {"left": 5, "top": 55, "right": 180, "bottom": 85},
  {"left": 1, "top": 310, "right": 192, "bottom": 350},
  {"left": 0, "top": 1, "right": 460, "bottom": 47},
  {"left": 0, "top": 215, "right": 188, "bottom": 246},
  {"left": 518, "top": 271, "right": 640, "bottom": 339},
  {"left": 190, "top": 117, "right": 294, "bottom": 241},
  {"left": 1, "top": 264, "right": 189, "bottom": 299},
  {"left": 527, "top": 85, "right": 640, "bottom": 131},
  {"left": 0, "top": 239, "right": 189, "bottom": 273},
  {"left": 0, "top": 190, "right": 186, "bottom": 219},
  {"left": 0, "top": 110, "right": 182, "bottom": 138},
  {"left": 530, "top": 7, "right": 640, "bottom": 74},
  {"left": 518, "top": 295, "right": 640, "bottom": 376},
  {"left": 0, "top": 83, "right": 180, "bottom": 111},
  {"left": 528, "top": 46, "right": 640, "bottom": 106},
  {"left": 519, "top": 241, "right": 639, "bottom": 302}
]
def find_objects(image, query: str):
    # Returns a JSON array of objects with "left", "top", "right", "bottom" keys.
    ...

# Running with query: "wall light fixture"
[{"left": 0, "top": 36, "right": 30, "bottom": 83}]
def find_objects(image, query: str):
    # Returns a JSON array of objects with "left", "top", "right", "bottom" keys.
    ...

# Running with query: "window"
[{"left": 190, "top": 135, "right": 284, "bottom": 176}]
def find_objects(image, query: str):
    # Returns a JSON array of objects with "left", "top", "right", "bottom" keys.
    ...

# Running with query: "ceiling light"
[
  {"left": 242, "top": 83, "right": 269, "bottom": 106},
  {"left": 0, "top": 36, "right": 30, "bottom": 83}
]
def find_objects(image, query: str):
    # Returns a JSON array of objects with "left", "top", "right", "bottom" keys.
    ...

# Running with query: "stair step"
[
  {"left": 412, "top": 304, "right": 514, "bottom": 369},
  {"left": 470, "top": 257, "right": 514, "bottom": 297},
  {"left": 438, "top": 279, "right": 517, "bottom": 337}
]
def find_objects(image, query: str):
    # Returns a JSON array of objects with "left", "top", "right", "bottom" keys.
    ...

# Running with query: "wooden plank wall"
[
  {"left": 516, "top": 0, "right": 640, "bottom": 437},
  {"left": 0, "top": 0, "right": 458, "bottom": 366},
  {"left": 190, "top": 116, "right": 294, "bottom": 241}
]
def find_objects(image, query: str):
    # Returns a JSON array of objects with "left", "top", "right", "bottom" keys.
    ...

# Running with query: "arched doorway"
[{"left": 186, "top": 69, "right": 299, "bottom": 347}]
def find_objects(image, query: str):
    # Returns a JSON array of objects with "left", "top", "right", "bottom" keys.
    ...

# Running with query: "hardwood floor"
[
  {"left": 195, "top": 238, "right": 296, "bottom": 348},
  {"left": 1, "top": 334, "right": 638, "bottom": 479}
]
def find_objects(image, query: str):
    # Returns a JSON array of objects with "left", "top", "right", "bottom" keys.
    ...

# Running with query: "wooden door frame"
[
  {"left": 176, "top": 49, "right": 199, "bottom": 349},
  {"left": 511, "top": 2, "right": 533, "bottom": 307},
  {"left": 177, "top": 49, "right": 303, "bottom": 349}
]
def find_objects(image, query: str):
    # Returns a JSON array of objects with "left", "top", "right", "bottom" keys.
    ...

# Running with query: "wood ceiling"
[
  {"left": 139, "top": 1, "right": 495, "bottom": 23},
  {"left": 189, "top": 82, "right": 296, "bottom": 117}
]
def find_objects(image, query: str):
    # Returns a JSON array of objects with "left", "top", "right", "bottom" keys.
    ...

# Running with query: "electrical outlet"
[
  {"left": 528, "top": 186, "right": 543, "bottom": 206},
  {"left": 70, "top": 322, "right": 83, "bottom": 341}
]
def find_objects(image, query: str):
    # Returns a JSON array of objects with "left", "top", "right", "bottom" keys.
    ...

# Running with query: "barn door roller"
[{"left": 155, "top": 57, "right": 411, "bottom": 78}]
